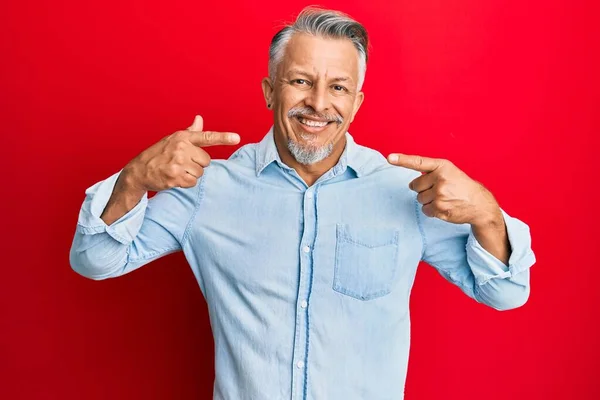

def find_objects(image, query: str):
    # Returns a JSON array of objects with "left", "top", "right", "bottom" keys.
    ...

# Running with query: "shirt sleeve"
[
  {"left": 416, "top": 196, "right": 536, "bottom": 311},
  {"left": 69, "top": 170, "right": 201, "bottom": 280}
]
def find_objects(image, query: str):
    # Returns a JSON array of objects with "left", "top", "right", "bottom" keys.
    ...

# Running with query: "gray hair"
[{"left": 268, "top": 7, "right": 369, "bottom": 91}]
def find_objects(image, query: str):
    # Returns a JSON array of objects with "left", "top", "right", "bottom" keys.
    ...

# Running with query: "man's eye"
[
  {"left": 333, "top": 85, "right": 347, "bottom": 92},
  {"left": 293, "top": 79, "right": 308, "bottom": 85}
]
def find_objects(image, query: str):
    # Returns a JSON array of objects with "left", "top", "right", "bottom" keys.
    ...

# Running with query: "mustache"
[{"left": 287, "top": 107, "right": 344, "bottom": 125}]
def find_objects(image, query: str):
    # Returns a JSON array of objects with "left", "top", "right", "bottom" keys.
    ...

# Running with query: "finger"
[
  {"left": 178, "top": 172, "right": 199, "bottom": 189},
  {"left": 423, "top": 201, "right": 453, "bottom": 221},
  {"left": 183, "top": 162, "right": 204, "bottom": 178},
  {"left": 388, "top": 153, "right": 443, "bottom": 172},
  {"left": 192, "top": 153, "right": 210, "bottom": 168},
  {"left": 187, "top": 115, "right": 204, "bottom": 132},
  {"left": 409, "top": 172, "right": 436, "bottom": 193},
  {"left": 422, "top": 202, "right": 436, "bottom": 218},
  {"left": 184, "top": 168, "right": 203, "bottom": 179},
  {"left": 190, "top": 147, "right": 211, "bottom": 167},
  {"left": 188, "top": 130, "right": 240, "bottom": 147},
  {"left": 416, "top": 188, "right": 436, "bottom": 205}
]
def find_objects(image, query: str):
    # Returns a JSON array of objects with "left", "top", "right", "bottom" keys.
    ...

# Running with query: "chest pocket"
[{"left": 333, "top": 224, "right": 400, "bottom": 301}]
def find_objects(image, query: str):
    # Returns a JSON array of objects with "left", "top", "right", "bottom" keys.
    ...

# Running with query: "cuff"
[
  {"left": 466, "top": 209, "right": 536, "bottom": 286},
  {"left": 76, "top": 170, "right": 148, "bottom": 245}
]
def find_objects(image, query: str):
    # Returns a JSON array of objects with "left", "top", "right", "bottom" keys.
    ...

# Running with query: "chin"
[{"left": 287, "top": 136, "right": 334, "bottom": 165}]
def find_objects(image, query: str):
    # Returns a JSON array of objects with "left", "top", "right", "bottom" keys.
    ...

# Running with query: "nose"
[{"left": 304, "top": 82, "right": 330, "bottom": 114}]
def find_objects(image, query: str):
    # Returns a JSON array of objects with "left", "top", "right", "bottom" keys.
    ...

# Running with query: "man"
[{"left": 70, "top": 7, "right": 535, "bottom": 400}]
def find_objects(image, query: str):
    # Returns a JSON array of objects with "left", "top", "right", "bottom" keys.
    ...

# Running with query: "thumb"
[{"left": 188, "top": 115, "right": 204, "bottom": 132}]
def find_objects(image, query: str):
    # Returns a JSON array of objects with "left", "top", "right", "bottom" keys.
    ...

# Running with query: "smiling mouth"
[{"left": 295, "top": 116, "right": 333, "bottom": 127}]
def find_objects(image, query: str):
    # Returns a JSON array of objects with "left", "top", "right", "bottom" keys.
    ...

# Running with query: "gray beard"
[{"left": 287, "top": 138, "right": 334, "bottom": 165}]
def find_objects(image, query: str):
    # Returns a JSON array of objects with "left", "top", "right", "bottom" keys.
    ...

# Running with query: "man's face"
[{"left": 262, "top": 33, "right": 365, "bottom": 165}]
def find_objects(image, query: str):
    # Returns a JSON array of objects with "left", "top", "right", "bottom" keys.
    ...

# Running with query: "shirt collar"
[{"left": 255, "top": 126, "right": 365, "bottom": 178}]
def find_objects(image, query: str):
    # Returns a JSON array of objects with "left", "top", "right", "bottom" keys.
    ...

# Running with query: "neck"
[{"left": 274, "top": 133, "right": 346, "bottom": 187}]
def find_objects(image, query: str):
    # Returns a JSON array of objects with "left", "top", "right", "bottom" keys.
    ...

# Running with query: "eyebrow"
[
  {"left": 287, "top": 69, "right": 313, "bottom": 78},
  {"left": 287, "top": 68, "right": 353, "bottom": 83}
]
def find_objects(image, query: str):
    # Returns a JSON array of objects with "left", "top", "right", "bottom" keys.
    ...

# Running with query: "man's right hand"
[
  {"left": 122, "top": 115, "right": 240, "bottom": 192},
  {"left": 100, "top": 116, "right": 240, "bottom": 225}
]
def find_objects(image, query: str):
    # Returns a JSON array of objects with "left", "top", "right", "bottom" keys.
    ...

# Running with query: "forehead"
[{"left": 280, "top": 33, "right": 359, "bottom": 79}]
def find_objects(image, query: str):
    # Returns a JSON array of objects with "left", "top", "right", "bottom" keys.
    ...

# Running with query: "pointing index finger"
[
  {"left": 387, "top": 153, "right": 442, "bottom": 172},
  {"left": 188, "top": 130, "right": 241, "bottom": 147}
]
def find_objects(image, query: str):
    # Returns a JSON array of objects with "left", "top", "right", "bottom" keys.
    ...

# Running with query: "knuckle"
[
  {"left": 174, "top": 140, "right": 187, "bottom": 151},
  {"left": 437, "top": 202, "right": 448, "bottom": 212},
  {"left": 439, "top": 208, "right": 451, "bottom": 220},
  {"left": 167, "top": 131, "right": 184, "bottom": 142},
  {"left": 202, "top": 131, "right": 215, "bottom": 143},
  {"left": 173, "top": 153, "right": 185, "bottom": 164},
  {"left": 164, "top": 178, "right": 178, "bottom": 189},
  {"left": 163, "top": 163, "right": 180, "bottom": 177}
]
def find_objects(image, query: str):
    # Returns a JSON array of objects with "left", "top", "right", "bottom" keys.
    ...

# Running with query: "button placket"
[{"left": 291, "top": 186, "right": 319, "bottom": 400}]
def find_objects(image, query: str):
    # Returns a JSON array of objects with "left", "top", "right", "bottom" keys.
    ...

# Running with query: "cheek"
[
  {"left": 333, "top": 98, "right": 356, "bottom": 118},
  {"left": 278, "top": 88, "right": 305, "bottom": 110}
]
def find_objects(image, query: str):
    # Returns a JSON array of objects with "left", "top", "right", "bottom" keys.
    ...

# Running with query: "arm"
[
  {"left": 69, "top": 115, "right": 239, "bottom": 280},
  {"left": 69, "top": 170, "right": 200, "bottom": 280},
  {"left": 470, "top": 210, "right": 510, "bottom": 265},
  {"left": 388, "top": 153, "right": 536, "bottom": 311},
  {"left": 416, "top": 198, "right": 536, "bottom": 311}
]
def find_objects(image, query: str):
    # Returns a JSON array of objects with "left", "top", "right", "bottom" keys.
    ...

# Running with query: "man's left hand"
[{"left": 387, "top": 153, "right": 503, "bottom": 228}]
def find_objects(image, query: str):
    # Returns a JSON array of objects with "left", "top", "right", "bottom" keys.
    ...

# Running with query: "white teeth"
[{"left": 299, "top": 117, "right": 328, "bottom": 127}]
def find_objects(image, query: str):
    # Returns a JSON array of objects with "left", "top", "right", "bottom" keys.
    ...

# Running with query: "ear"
[
  {"left": 349, "top": 91, "right": 365, "bottom": 123},
  {"left": 261, "top": 77, "right": 274, "bottom": 109}
]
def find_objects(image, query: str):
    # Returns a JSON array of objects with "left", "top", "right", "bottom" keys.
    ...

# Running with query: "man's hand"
[
  {"left": 100, "top": 115, "right": 239, "bottom": 225},
  {"left": 122, "top": 115, "right": 240, "bottom": 193},
  {"left": 387, "top": 153, "right": 503, "bottom": 227},
  {"left": 388, "top": 153, "right": 511, "bottom": 264}
]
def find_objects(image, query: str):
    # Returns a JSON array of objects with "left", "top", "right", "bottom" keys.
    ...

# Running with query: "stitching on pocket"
[{"left": 333, "top": 224, "right": 400, "bottom": 301}]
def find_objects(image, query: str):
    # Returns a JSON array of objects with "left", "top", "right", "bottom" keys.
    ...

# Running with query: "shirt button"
[
  {"left": 306, "top": 191, "right": 313, "bottom": 199},
  {"left": 296, "top": 361, "right": 305, "bottom": 369},
  {"left": 300, "top": 300, "right": 308, "bottom": 309},
  {"left": 302, "top": 245, "right": 310, "bottom": 253}
]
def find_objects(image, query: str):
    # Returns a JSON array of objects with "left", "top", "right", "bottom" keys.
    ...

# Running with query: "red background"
[{"left": 1, "top": 0, "right": 599, "bottom": 399}]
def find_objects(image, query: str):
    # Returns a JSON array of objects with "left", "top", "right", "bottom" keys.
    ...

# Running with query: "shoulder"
[
  {"left": 201, "top": 142, "right": 260, "bottom": 181},
  {"left": 351, "top": 141, "right": 421, "bottom": 185}
]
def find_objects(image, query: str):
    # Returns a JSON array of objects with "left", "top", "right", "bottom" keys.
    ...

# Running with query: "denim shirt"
[{"left": 70, "top": 128, "right": 536, "bottom": 400}]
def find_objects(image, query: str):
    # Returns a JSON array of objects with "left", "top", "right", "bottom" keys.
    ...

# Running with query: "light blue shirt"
[{"left": 70, "top": 128, "right": 536, "bottom": 400}]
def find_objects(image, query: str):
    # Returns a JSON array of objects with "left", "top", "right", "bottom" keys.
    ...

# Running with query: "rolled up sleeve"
[
  {"left": 465, "top": 210, "right": 536, "bottom": 310},
  {"left": 76, "top": 171, "right": 149, "bottom": 244},
  {"left": 70, "top": 170, "right": 199, "bottom": 280},
  {"left": 418, "top": 197, "right": 536, "bottom": 311}
]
